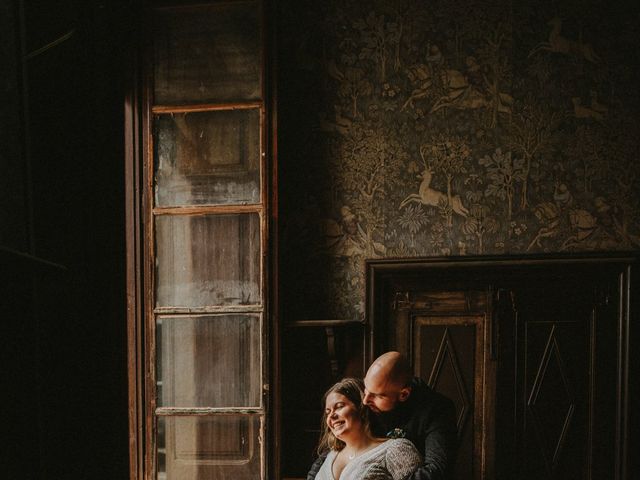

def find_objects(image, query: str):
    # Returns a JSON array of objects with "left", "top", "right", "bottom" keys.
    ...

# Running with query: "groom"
[{"left": 307, "top": 351, "right": 458, "bottom": 480}]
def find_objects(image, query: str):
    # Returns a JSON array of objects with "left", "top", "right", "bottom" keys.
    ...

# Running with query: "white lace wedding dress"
[{"left": 314, "top": 438, "right": 421, "bottom": 480}]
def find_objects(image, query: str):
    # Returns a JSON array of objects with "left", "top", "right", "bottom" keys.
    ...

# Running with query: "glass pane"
[
  {"left": 154, "top": 3, "right": 261, "bottom": 104},
  {"left": 154, "top": 109, "right": 260, "bottom": 206},
  {"left": 157, "top": 314, "right": 261, "bottom": 407},
  {"left": 155, "top": 213, "right": 261, "bottom": 308},
  {"left": 158, "top": 415, "right": 262, "bottom": 480}
]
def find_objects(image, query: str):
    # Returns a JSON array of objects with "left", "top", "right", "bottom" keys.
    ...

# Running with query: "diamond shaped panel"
[
  {"left": 430, "top": 328, "right": 471, "bottom": 434},
  {"left": 528, "top": 326, "right": 575, "bottom": 474}
]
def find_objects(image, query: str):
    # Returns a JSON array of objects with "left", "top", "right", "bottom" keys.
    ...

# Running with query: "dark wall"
[
  {"left": 1, "top": 1, "right": 131, "bottom": 478},
  {"left": 277, "top": 0, "right": 640, "bottom": 322}
]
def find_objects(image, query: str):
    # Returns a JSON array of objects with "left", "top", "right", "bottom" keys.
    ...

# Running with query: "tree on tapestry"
[
  {"left": 507, "top": 97, "right": 562, "bottom": 210},
  {"left": 353, "top": 11, "right": 398, "bottom": 84},
  {"left": 397, "top": 203, "right": 429, "bottom": 249},
  {"left": 326, "top": 63, "right": 373, "bottom": 119},
  {"left": 383, "top": 0, "right": 431, "bottom": 73},
  {"left": 567, "top": 125, "right": 607, "bottom": 196},
  {"left": 461, "top": 173, "right": 501, "bottom": 254},
  {"left": 462, "top": 204, "right": 499, "bottom": 254},
  {"left": 479, "top": 148, "right": 525, "bottom": 221},
  {"left": 440, "top": 0, "right": 474, "bottom": 66},
  {"left": 327, "top": 122, "right": 405, "bottom": 259},
  {"left": 466, "top": 2, "right": 513, "bottom": 128}
]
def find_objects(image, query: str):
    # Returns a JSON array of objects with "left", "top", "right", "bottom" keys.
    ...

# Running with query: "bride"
[{"left": 313, "top": 378, "right": 422, "bottom": 480}]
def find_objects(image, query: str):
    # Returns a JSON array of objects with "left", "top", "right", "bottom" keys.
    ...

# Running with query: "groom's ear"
[{"left": 398, "top": 386, "right": 411, "bottom": 402}]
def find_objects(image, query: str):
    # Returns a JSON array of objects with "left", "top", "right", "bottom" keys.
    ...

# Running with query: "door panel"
[
  {"left": 159, "top": 415, "right": 262, "bottom": 480},
  {"left": 520, "top": 320, "right": 590, "bottom": 478},
  {"left": 510, "top": 276, "right": 618, "bottom": 480},
  {"left": 387, "top": 289, "right": 491, "bottom": 480},
  {"left": 412, "top": 315, "right": 487, "bottom": 480}
]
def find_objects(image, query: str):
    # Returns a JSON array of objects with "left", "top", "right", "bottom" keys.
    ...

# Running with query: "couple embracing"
[{"left": 308, "top": 352, "right": 458, "bottom": 480}]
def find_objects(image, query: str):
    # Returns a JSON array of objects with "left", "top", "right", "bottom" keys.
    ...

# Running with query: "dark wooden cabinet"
[{"left": 367, "top": 254, "right": 637, "bottom": 480}]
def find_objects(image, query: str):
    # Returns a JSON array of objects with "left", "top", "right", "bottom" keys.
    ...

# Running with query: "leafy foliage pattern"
[{"left": 279, "top": 0, "right": 640, "bottom": 320}]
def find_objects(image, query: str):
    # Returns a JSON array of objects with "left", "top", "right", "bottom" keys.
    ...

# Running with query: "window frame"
[{"left": 125, "top": 2, "right": 276, "bottom": 479}]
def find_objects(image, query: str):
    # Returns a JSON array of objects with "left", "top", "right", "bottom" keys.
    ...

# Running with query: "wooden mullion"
[
  {"left": 142, "top": 13, "right": 156, "bottom": 478},
  {"left": 156, "top": 407, "right": 264, "bottom": 416},
  {"left": 153, "top": 305, "right": 263, "bottom": 315},
  {"left": 264, "top": 0, "right": 279, "bottom": 475},
  {"left": 152, "top": 204, "right": 263, "bottom": 216},
  {"left": 125, "top": 19, "right": 144, "bottom": 480},
  {"left": 152, "top": 101, "right": 262, "bottom": 114}
]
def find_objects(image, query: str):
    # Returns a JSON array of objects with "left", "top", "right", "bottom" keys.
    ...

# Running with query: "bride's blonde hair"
[{"left": 316, "top": 377, "right": 373, "bottom": 455}]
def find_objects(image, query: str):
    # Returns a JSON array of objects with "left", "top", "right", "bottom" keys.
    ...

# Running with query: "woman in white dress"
[{"left": 313, "top": 378, "right": 421, "bottom": 480}]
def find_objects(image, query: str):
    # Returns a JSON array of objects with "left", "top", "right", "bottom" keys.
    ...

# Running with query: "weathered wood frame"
[{"left": 125, "top": 2, "right": 277, "bottom": 479}]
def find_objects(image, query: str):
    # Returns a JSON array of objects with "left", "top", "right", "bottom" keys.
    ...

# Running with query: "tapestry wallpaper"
[{"left": 277, "top": 0, "right": 640, "bottom": 321}]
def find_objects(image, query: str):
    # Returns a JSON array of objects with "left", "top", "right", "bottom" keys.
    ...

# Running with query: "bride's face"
[{"left": 325, "top": 392, "right": 362, "bottom": 440}]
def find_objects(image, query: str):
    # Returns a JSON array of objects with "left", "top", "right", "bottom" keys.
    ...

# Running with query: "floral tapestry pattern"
[{"left": 278, "top": 0, "right": 640, "bottom": 320}]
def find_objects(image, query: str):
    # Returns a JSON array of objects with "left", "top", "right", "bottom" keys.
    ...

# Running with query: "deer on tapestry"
[
  {"left": 528, "top": 17, "right": 601, "bottom": 64},
  {"left": 399, "top": 145, "right": 469, "bottom": 218}
]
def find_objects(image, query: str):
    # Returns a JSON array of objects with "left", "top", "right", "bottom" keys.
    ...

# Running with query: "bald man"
[{"left": 307, "top": 352, "right": 457, "bottom": 480}]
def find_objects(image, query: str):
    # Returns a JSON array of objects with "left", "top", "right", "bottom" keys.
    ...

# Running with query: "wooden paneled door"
[
  {"left": 387, "top": 289, "right": 494, "bottom": 480},
  {"left": 500, "top": 272, "right": 621, "bottom": 480},
  {"left": 366, "top": 254, "right": 636, "bottom": 480}
]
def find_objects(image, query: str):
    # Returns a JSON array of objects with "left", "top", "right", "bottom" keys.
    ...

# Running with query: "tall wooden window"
[{"left": 127, "top": 2, "right": 270, "bottom": 479}]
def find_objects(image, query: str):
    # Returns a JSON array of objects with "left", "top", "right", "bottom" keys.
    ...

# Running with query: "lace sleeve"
[{"left": 385, "top": 439, "right": 422, "bottom": 480}]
